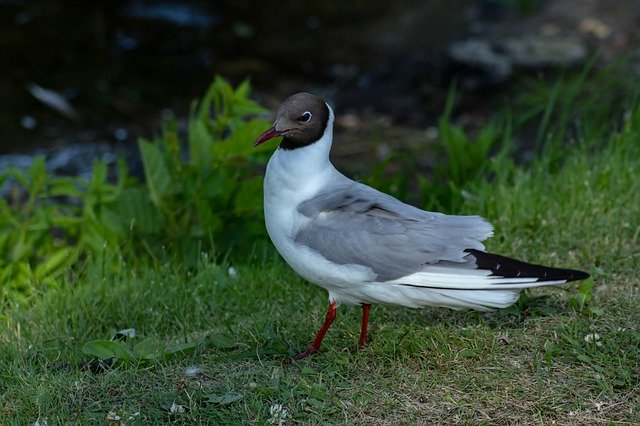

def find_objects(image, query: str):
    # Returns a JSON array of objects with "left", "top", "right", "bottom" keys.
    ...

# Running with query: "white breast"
[{"left": 262, "top": 113, "right": 376, "bottom": 301}]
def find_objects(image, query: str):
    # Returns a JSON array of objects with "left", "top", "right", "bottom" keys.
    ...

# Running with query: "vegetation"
[
  {"left": 0, "top": 77, "right": 271, "bottom": 305},
  {"left": 0, "top": 72, "right": 638, "bottom": 424}
]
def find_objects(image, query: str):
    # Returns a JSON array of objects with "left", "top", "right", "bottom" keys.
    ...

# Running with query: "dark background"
[{"left": 1, "top": 0, "right": 638, "bottom": 158}]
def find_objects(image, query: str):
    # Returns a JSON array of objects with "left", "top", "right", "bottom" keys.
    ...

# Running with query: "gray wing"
[{"left": 295, "top": 181, "right": 493, "bottom": 282}]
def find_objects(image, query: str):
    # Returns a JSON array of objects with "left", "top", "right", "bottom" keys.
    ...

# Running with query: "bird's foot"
[{"left": 292, "top": 346, "right": 318, "bottom": 360}]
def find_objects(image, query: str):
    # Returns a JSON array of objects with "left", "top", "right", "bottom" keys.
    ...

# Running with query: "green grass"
[{"left": 2, "top": 92, "right": 640, "bottom": 424}]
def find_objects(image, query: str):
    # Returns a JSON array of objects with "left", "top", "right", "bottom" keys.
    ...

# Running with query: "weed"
[
  {"left": 0, "top": 158, "right": 125, "bottom": 305},
  {"left": 568, "top": 278, "right": 603, "bottom": 316},
  {"left": 124, "top": 77, "right": 271, "bottom": 265},
  {"left": 0, "top": 77, "right": 271, "bottom": 304}
]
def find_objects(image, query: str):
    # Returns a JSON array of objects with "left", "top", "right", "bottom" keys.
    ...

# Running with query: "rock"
[
  {"left": 447, "top": 39, "right": 513, "bottom": 88},
  {"left": 579, "top": 18, "right": 612, "bottom": 40},
  {"left": 499, "top": 36, "right": 587, "bottom": 69},
  {"left": 446, "top": 36, "right": 588, "bottom": 89},
  {"left": 0, "top": 142, "right": 142, "bottom": 198}
]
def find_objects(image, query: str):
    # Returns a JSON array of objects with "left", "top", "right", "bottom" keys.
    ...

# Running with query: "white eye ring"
[{"left": 300, "top": 111, "right": 312, "bottom": 122}]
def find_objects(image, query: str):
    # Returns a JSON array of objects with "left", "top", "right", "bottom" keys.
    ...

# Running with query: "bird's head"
[{"left": 253, "top": 92, "right": 329, "bottom": 148}]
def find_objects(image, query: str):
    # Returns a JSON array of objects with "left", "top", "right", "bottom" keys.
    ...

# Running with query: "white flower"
[
  {"left": 185, "top": 365, "right": 201, "bottom": 377},
  {"left": 584, "top": 333, "right": 602, "bottom": 346},
  {"left": 116, "top": 328, "right": 136, "bottom": 339},
  {"left": 228, "top": 266, "right": 238, "bottom": 278},
  {"left": 107, "top": 410, "right": 121, "bottom": 421},
  {"left": 170, "top": 402, "right": 186, "bottom": 414},
  {"left": 267, "top": 403, "right": 288, "bottom": 425}
]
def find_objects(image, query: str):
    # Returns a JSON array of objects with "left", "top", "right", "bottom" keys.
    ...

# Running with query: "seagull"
[{"left": 253, "top": 92, "right": 589, "bottom": 360}]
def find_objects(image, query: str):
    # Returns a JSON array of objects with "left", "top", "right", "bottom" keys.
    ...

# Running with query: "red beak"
[{"left": 253, "top": 126, "right": 284, "bottom": 147}]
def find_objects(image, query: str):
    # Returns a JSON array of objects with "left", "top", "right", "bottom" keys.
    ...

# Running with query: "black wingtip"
[{"left": 464, "top": 249, "right": 590, "bottom": 282}]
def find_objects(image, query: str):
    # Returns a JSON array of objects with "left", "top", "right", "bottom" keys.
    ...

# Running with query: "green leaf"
[
  {"left": 49, "top": 177, "right": 85, "bottom": 198},
  {"left": 164, "top": 338, "right": 204, "bottom": 359},
  {"left": 114, "top": 187, "right": 162, "bottom": 234},
  {"left": 301, "top": 367, "right": 317, "bottom": 376},
  {"left": 27, "top": 156, "right": 47, "bottom": 199},
  {"left": 78, "top": 220, "right": 109, "bottom": 254},
  {"left": 188, "top": 119, "right": 213, "bottom": 173},
  {"left": 205, "top": 392, "right": 243, "bottom": 405},
  {"left": 233, "top": 177, "right": 263, "bottom": 215},
  {"left": 208, "top": 333, "right": 238, "bottom": 349},
  {"left": 586, "top": 306, "right": 604, "bottom": 316},
  {"left": 34, "top": 247, "right": 77, "bottom": 281},
  {"left": 576, "top": 354, "right": 593, "bottom": 364},
  {"left": 90, "top": 161, "right": 108, "bottom": 192},
  {"left": 138, "top": 139, "right": 171, "bottom": 207},
  {"left": 236, "top": 79, "right": 251, "bottom": 98},
  {"left": 215, "top": 119, "right": 272, "bottom": 159},
  {"left": 569, "top": 277, "right": 596, "bottom": 313},
  {"left": 133, "top": 338, "right": 162, "bottom": 360},
  {"left": 458, "top": 348, "right": 477, "bottom": 358},
  {"left": 83, "top": 340, "right": 131, "bottom": 360}
]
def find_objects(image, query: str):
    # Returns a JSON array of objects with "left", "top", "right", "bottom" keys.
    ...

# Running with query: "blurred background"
[{"left": 1, "top": 0, "right": 639, "bottom": 172}]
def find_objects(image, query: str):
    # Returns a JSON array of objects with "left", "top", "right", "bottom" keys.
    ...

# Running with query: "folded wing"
[
  {"left": 295, "top": 181, "right": 493, "bottom": 282},
  {"left": 296, "top": 180, "right": 588, "bottom": 293}
]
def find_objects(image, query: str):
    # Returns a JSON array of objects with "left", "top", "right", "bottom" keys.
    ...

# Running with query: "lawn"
[{"left": 1, "top": 77, "right": 639, "bottom": 424}]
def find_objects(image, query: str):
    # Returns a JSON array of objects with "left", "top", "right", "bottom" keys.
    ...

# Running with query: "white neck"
[
  {"left": 264, "top": 104, "right": 342, "bottom": 221},
  {"left": 265, "top": 105, "right": 338, "bottom": 195}
]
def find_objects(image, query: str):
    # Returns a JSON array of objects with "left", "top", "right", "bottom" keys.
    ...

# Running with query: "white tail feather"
[
  {"left": 379, "top": 285, "right": 521, "bottom": 310},
  {"left": 428, "top": 288, "right": 520, "bottom": 310},
  {"left": 387, "top": 270, "right": 568, "bottom": 290}
]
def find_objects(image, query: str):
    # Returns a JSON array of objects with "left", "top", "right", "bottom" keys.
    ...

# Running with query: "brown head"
[{"left": 253, "top": 93, "right": 330, "bottom": 150}]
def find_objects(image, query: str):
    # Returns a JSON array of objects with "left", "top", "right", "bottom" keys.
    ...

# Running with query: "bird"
[{"left": 253, "top": 92, "right": 590, "bottom": 360}]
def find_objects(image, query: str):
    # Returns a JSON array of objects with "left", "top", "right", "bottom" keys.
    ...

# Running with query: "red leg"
[
  {"left": 359, "top": 303, "right": 371, "bottom": 346},
  {"left": 293, "top": 301, "right": 337, "bottom": 360}
]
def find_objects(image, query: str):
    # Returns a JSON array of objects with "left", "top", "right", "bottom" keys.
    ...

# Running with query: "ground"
[{"left": 1, "top": 102, "right": 639, "bottom": 423}]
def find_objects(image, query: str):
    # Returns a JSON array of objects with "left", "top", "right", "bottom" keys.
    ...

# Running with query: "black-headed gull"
[{"left": 254, "top": 93, "right": 589, "bottom": 359}]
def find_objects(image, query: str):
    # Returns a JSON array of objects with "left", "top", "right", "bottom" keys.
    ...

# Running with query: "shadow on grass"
[{"left": 370, "top": 291, "right": 575, "bottom": 331}]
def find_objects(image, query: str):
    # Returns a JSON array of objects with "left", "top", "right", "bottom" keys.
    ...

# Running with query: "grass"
[{"left": 2, "top": 88, "right": 640, "bottom": 424}]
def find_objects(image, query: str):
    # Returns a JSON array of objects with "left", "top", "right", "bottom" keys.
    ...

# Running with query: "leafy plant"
[
  {"left": 569, "top": 278, "right": 603, "bottom": 316},
  {"left": 0, "top": 158, "right": 125, "bottom": 305},
  {"left": 515, "top": 57, "right": 640, "bottom": 153},
  {"left": 125, "top": 77, "right": 271, "bottom": 265},
  {"left": 362, "top": 85, "right": 507, "bottom": 213},
  {"left": 83, "top": 331, "right": 203, "bottom": 368},
  {"left": 543, "top": 323, "right": 640, "bottom": 390},
  {"left": 419, "top": 86, "right": 508, "bottom": 211},
  {"left": 0, "top": 76, "right": 271, "bottom": 304}
]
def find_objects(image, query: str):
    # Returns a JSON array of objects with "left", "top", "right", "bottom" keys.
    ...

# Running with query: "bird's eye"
[{"left": 298, "top": 111, "right": 312, "bottom": 122}]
